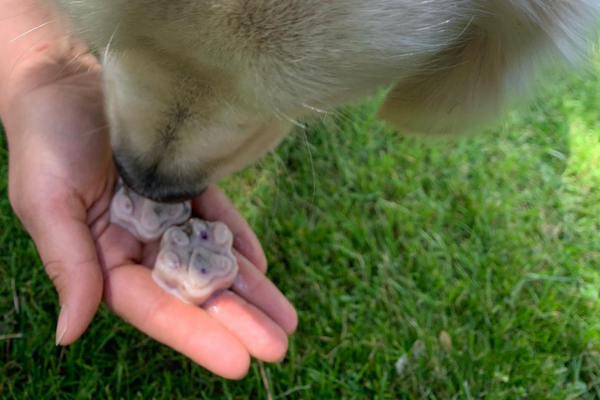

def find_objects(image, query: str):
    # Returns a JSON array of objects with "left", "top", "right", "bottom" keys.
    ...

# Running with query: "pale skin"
[{"left": 0, "top": 0, "right": 297, "bottom": 379}]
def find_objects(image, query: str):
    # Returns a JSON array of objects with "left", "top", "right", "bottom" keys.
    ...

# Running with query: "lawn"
[{"left": 2, "top": 60, "right": 600, "bottom": 398}]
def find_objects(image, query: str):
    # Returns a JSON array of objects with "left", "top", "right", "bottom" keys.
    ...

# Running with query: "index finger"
[{"left": 192, "top": 185, "right": 268, "bottom": 273}]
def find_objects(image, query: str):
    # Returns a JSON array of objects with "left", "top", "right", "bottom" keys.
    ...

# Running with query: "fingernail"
[{"left": 55, "top": 305, "right": 68, "bottom": 346}]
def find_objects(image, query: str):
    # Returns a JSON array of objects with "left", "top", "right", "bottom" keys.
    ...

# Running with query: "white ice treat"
[
  {"left": 152, "top": 218, "right": 238, "bottom": 305},
  {"left": 110, "top": 181, "right": 192, "bottom": 242}
]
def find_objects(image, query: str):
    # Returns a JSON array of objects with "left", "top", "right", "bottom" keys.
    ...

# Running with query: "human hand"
[{"left": 4, "top": 48, "right": 297, "bottom": 379}]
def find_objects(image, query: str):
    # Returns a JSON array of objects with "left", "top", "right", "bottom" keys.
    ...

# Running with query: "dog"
[{"left": 52, "top": 0, "right": 599, "bottom": 201}]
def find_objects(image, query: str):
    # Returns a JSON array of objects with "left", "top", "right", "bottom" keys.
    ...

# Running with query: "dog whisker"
[
  {"left": 72, "top": 59, "right": 87, "bottom": 75},
  {"left": 301, "top": 103, "right": 330, "bottom": 115},
  {"left": 102, "top": 23, "right": 121, "bottom": 66},
  {"left": 272, "top": 108, "right": 317, "bottom": 203},
  {"left": 10, "top": 19, "right": 57, "bottom": 42},
  {"left": 453, "top": 13, "right": 477, "bottom": 42},
  {"left": 414, "top": 17, "right": 455, "bottom": 32},
  {"left": 5, "top": 19, "right": 86, "bottom": 85},
  {"left": 274, "top": 109, "right": 307, "bottom": 130},
  {"left": 53, "top": 49, "right": 88, "bottom": 80},
  {"left": 79, "top": 123, "right": 111, "bottom": 138},
  {"left": 300, "top": 126, "right": 317, "bottom": 206},
  {"left": 5, "top": 36, "right": 45, "bottom": 93},
  {"left": 86, "top": 62, "right": 97, "bottom": 74}
]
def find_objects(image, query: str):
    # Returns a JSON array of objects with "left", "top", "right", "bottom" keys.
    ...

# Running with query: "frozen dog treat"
[
  {"left": 110, "top": 182, "right": 192, "bottom": 242},
  {"left": 152, "top": 219, "right": 239, "bottom": 305},
  {"left": 109, "top": 182, "right": 238, "bottom": 304}
]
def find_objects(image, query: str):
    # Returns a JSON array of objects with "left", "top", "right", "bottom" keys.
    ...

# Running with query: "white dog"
[{"left": 52, "top": 0, "right": 599, "bottom": 201}]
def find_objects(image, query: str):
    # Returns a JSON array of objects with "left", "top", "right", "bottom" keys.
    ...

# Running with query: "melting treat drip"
[
  {"left": 153, "top": 219, "right": 238, "bottom": 305},
  {"left": 110, "top": 181, "right": 192, "bottom": 242}
]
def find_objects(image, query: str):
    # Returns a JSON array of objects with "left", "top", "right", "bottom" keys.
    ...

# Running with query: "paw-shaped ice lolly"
[
  {"left": 152, "top": 218, "right": 239, "bottom": 305},
  {"left": 110, "top": 182, "right": 192, "bottom": 242}
]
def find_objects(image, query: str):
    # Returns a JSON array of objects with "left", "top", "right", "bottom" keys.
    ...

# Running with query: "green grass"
[{"left": 2, "top": 63, "right": 600, "bottom": 399}]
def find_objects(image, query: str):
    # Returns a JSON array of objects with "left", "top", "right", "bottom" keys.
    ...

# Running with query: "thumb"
[{"left": 21, "top": 197, "right": 104, "bottom": 346}]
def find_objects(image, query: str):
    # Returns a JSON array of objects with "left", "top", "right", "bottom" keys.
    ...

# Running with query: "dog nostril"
[
  {"left": 112, "top": 154, "right": 133, "bottom": 184},
  {"left": 112, "top": 152, "right": 208, "bottom": 202},
  {"left": 112, "top": 152, "right": 148, "bottom": 193},
  {"left": 149, "top": 186, "right": 208, "bottom": 203}
]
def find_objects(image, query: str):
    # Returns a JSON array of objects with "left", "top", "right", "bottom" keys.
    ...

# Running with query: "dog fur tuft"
[{"left": 378, "top": 0, "right": 599, "bottom": 135}]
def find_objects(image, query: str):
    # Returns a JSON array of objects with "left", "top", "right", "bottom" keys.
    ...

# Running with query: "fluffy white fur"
[{"left": 51, "top": 0, "right": 599, "bottom": 200}]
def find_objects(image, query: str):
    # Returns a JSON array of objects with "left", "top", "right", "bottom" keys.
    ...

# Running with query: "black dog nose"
[{"left": 113, "top": 153, "right": 207, "bottom": 202}]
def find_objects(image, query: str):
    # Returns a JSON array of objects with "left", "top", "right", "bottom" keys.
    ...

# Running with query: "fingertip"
[
  {"left": 232, "top": 258, "right": 299, "bottom": 336},
  {"left": 204, "top": 291, "right": 289, "bottom": 364},
  {"left": 55, "top": 305, "right": 69, "bottom": 346},
  {"left": 284, "top": 307, "right": 299, "bottom": 336},
  {"left": 54, "top": 268, "right": 103, "bottom": 346},
  {"left": 220, "top": 353, "right": 251, "bottom": 380},
  {"left": 264, "top": 332, "right": 289, "bottom": 364},
  {"left": 47, "top": 257, "right": 103, "bottom": 346},
  {"left": 26, "top": 210, "right": 104, "bottom": 346},
  {"left": 181, "top": 315, "right": 252, "bottom": 380}
]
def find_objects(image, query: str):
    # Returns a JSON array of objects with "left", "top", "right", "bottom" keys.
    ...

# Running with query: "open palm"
[{"left": 5, "top": 54, "right": 296, "bottom": 379}]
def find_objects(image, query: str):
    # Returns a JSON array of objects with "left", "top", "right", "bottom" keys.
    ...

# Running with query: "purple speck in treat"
[
  {"left": 201, "top": 268, "right": 207, "bottom": 274},
  {"left": 201, "top": 231, "right": 208, "bottom": 240}
]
